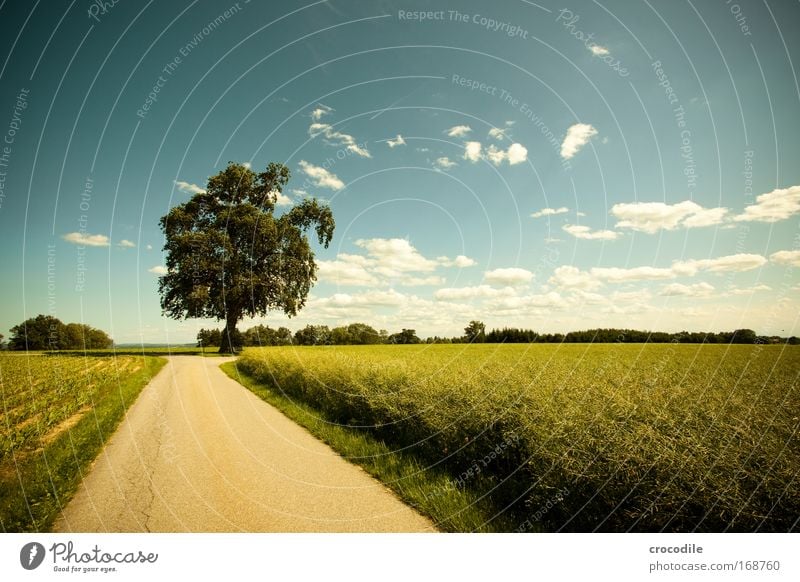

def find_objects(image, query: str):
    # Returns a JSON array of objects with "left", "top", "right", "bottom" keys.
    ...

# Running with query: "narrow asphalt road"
[{"left": 53, "top": 356, "right": 435, "bottom": 532}]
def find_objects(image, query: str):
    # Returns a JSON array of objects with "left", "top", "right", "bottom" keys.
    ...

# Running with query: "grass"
[
  {"left": 221, "top": 361, "right": 519, "bottom": 532},
  {"left": 231, "top": 343, "right": 800, "bottom": 532},
  {"left": 0, "top": 352, "right": 167, "bottom": 532}
]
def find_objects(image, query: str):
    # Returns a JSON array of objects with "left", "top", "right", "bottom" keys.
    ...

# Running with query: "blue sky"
[{"left": 0, "top": 0, "right": 798, "bottom": 343}]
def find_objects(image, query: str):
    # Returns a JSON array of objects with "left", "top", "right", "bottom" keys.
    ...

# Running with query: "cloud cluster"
[
  {"left": 484, "top": 267, "right": 534, "bottom": 286},
  {"left": 770, "top": 249, "right": 800, "bottom": 267},
  {"left": 549, "top": 253, "right": 767, "bottom": 290},
  {"left": 463, "top": 140, "right": 528, "bottom": 166},
  {"left": 733, "top": 185, "right": 800, "bottom": 223},
  {"left": 317, "top": 238, "right": 476, "bottom": 288},
  {"left": 611, "top": 201, "right": 729, "bottom": 233}
]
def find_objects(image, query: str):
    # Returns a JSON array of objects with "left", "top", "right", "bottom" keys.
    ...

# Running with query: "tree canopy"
[
  {"left": 7, "top": 315, "right": 113, "bottom": 350},
  {"left": 158, "top": 162, "right": 334, "bottom": 352}
]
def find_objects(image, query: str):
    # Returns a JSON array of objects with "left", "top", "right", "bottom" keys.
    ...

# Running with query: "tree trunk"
[{"left": 219, "top": 311, "right": 240, "bottom": 354}]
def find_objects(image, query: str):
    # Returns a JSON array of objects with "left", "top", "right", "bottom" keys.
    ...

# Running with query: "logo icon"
[{"left": 20, "top": 542, "right": 45, "bottom": 570}]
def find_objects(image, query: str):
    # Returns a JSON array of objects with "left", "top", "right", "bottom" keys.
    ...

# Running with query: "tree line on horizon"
[
  {"left": 196, "top": 320, "right": 800, "bottom": 348},
  {"left": 1, "top": 314, "right": 796, "bottom": 351},
  {"left": 0, "top": 315, "right": 113, "bottom": 350}
]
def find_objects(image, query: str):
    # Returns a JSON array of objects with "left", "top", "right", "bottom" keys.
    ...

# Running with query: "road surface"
[{"left": 53, "top": 356, "right": 435, "bottom": 532}]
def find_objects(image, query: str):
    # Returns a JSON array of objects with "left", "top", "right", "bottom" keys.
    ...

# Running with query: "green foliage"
[
  {"left": 236, "top": 344, "right": 800, "bottom": 532},
  {"left": 0, "top": 353, "right": 166, "bottom": 531},
  {"left": 158, "top": 162, "right": 334, "bottom": 353},
  {"left": 387, "top": 328, "right": 420, "bottom": 344},
  {"left": 8, "top": 315, "right": 113, "bottom": 350},
  {"left": 294, "top": 324, "right": 331, "bottom": 346},
  {"left": 242, "top": 324, "right": 292, "bottom": 346},
  {"left": 463, "top": 320, "right": 486, "bottom": 343}
]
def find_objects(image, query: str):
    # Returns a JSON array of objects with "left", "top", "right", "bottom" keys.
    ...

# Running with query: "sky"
[{"left": 0, "top": 0, "right": 798, "bottom": 343}]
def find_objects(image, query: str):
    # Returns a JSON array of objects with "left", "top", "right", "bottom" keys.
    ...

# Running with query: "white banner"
[{"left": 0, "top": 533, "right": 796, "bottom": 581}]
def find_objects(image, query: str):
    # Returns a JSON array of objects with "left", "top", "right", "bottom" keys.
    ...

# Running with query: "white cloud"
[
  {"left": 486, "top": 144, "right": 507, "bottom": 166},
  {"left": 62, "top": 232, "right": 110, "bottom": 247},
  {"left": 470, "top": 142, "right": 528, "bottom": 166},
  {"left": 434, "top": 156, "right": 457, "bottom": 170},
  {"left": 552, "top": 253, "right": 767, "bottom": 291},
  {"left": 453, "top": 255, "right": 477, "bottom": 268},
  {"left": 506, "top": 143, "right": 528, "bottom": 165},
  {"left": 660, "top": 282, "right": 715, "bottom": 297},
  {"left": 434, "top": 285, "right": 516, "bottom": 301},
  {"left": 531, "top": 206, "right": 569, "bottom": 218},
  {"left": 355, "top": 238, "right": 439, "bottom": 275},
  {"left": 729, "top": 284, "right": 772, "bottom": 295},
  {"left": 563, "top": 224, "right": 620, "bottom": 240},
  {"left": 148, "top": 265, "right": 167, "bottom": 275},
  {"left": 118, "top": 239, "right": 135, "bottom": 248},
  {"left": 560, "top": 123, "right": 598, "bottom": 159},
  {"left": 314, "top": 289, "right": 408, "bottom": 309},
  {"left": 298, "top": 160, "right": 344, "bottom": 190},
  {"left": 174, "top": 180, "right": 206, "bottom": 194},
  {"left": 310, "top": 104, "right": 333, "bottom": 121},
  {"left": 464, "top": 141, "right": 482, "bottom": 162},
  {"left": 611, "top": 200, "right": 728, "bottom": 233},
  {"left": 672, "top": 253, "right": 767, "bottom": 275},
  {"left": 242, "top": 162, "right": 252, "bottom": 169},
  {"left": 591, "top": 266, "right": 674, "bottom": 282},
  {"left": 447, "top": 125, "right": 472, "bottom": 137},
  {"left": 733, "top": 185, "right": 800, "bottom": 223},
  {"left": 484, "top": 267, "right": 534, "bottom": 286},
  {"left": 486, "top": 292, "right": 568, "bottom": 313},
  {"left": 292, "top": 189, "right": 309, "bottom": 197},
  {"left": 488, "top": 121, "right": 515, "bottom": 141},
  {"left": 681, "top": 206, "right": 729, "bottom": 228},
  {"left": 770, "top": 249, "right": 800, "bottom": 267},
  {"left": 318, "top": 256, "right": 380, "bottom": 287},
  {"left": 549, "top": 265, "right": 602, "bottom": 290},
  {"left": 146, "top": 244, "right": 153, "bottom": 250},
  {"left": 589, "top": 45, "right": 610, "bottom": 56},
  {"left": 386, "top": 134, "right": 406, "bottom": 148},
  {"left": 319, "top": 242, "right": 476, "bottom": 288},
  {"left": 437, "top": 254, "right": 478, "bottom": 268},
  {"left": 308, "top": 123, "right": 370, "bottom": 158},
  {"left": 273, "top": 191, "right": 292, "bottom": 206}
]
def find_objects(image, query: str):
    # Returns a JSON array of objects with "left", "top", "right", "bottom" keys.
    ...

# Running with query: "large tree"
[
  {"left": 464, "top": 320, "right": 486, "bottom": 343},
  {"left": 158, "top": 162, "right": 334, "bottom": 353}
]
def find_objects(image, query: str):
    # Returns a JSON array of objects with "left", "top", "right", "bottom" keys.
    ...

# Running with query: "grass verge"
[
  {"left": 221, "top": 361, "right": 523, "bottom": 532},
  {"left": 0, "top": 356, "right": 167, "bottom": 532}
]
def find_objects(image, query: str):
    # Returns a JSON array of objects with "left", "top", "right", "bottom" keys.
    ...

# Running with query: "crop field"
[
  {"left": 0, "top": 352, "right": 166, "bottom": 531},
  {"left": 234, "top": 343, "right": 800, "bottom": 532}
]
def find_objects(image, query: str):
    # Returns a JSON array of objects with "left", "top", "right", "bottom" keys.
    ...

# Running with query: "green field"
[
  {"left": 233, "top": 343, "right": 800, "bottom": 532},
  {"left": 0, "top": 352, "right": 166, "bottom": 531}
]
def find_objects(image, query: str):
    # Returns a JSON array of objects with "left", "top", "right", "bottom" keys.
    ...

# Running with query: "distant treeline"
[
  {"left": 197, "top": 323, "right": 422, "bottom": 347},
  {"left": 1, "top": 315, "right": 113, "bottom": 350},
  {"left": 482, "top": 327, "right": 799, "bottom": 345},
  {"left": 196, "top": 321, "right": 800, "bottom": 347}
]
